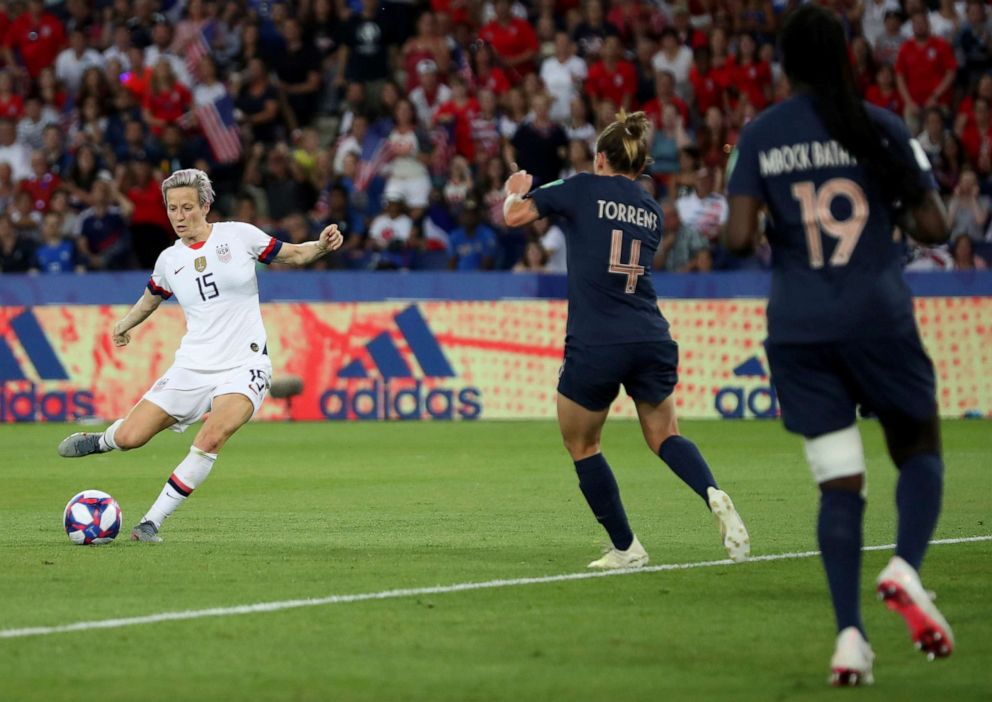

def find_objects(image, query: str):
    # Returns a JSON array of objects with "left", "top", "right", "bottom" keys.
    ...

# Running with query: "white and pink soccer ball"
[{"left": 63, "top": 490, "right": 123, "bottom": 545}]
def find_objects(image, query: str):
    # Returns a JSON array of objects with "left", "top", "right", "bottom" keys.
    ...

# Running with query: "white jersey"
[{"left": 148, "top": 221, "right": 282, "bottom": 372}]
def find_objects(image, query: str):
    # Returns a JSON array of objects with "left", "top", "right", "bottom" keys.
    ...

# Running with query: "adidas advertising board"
[{"left": 1, "top": 299, "right": 989, "bottom": 421}]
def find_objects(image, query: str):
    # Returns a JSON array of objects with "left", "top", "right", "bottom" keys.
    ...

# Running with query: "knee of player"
[
  {"left": 114, "top": 424, "right": 148, "bottom": 450},
  {"left": 562, "top": 436, "right": 600, "bottom": 460},
  {"left": 193, "top": 432, "right": 225, "bottom": 455},
  {"left": 805, "top": 425, "right": 868, "bottom": 494}
]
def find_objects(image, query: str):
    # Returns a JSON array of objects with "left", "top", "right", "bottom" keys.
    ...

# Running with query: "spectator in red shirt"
[
  {"left": 479, "top": 0, "right": 539, "bottom": 84},
  {"left": 20, "top": 150, "right": 60, "bottom": 212},
  {"left": 960, "top": 96, "right": 992, "bottom": 175},
  {"left": 733, "top": 33, "right": 772, "bottom": 112},
  {"left": 895, "top": 9, "right": 957, "bottom": 131},
  {"left": 434, "top": 75, "right": 480, "bottom": 161},
  {"left": 865, "top": 64, "right": 904, "bottom": 115},
  {"left": 689, "top": 46, "right": 725, "bottom": 116},
  {"left": 642, "top": 69, "right": 689, "bottom": 128},
  {"left": 402, "top": 12, "right": 451, "bottom": 93},
  {"left": 469, "top": 41, "right": 511, "bottom": 97},
  {"left": 142, "top": 58, "right": 191, "bottom": 138},
  {"left": 125, "top": 159, "right": 172, "bottom": 269},
  {"left": 954, "top": 73, "right": 992, "bottom": 136},
  {"left": 585, "top": 35, "right": 637, "bottom": 112},
  {"left": 0, "top": 69, "right": 22, "bottom": 119},
  {"left": 122, "top": 47, "right": 152, "bottom": 103},
  {"left": 431, "top": 0, "right": 471, "bottom": 27},
  {"left": 708, "top": 27, "right": 736, "bottom": 93},
  {"left": 3, "top": 0, "right": 65, "bottom": 79}
]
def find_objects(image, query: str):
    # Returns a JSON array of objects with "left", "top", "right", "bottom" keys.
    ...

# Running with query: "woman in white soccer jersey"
[{"left": 58, "top": 168, "right": 343, "bottom": 542}]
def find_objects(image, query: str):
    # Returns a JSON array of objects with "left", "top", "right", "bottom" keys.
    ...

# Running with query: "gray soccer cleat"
[
  {"left": 130, "top": 521, "right": 162, "bottom": 543},
  {"left": 57, "top": 432, "right": 104, "bottom": 458}
]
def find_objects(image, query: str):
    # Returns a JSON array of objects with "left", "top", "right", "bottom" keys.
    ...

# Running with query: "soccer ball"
[{"left": 63, "top": 490, "right": 123, "bottom": 545}]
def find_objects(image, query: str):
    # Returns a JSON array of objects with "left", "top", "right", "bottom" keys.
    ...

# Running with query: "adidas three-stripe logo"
[
  {"left": 339, "top": 306, "right": 455, "bottom": 379},
  {"left": 0, "top": 310, "right": 70, "bottom": 381}
]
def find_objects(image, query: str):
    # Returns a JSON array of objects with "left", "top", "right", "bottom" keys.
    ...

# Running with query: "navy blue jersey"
[
  {"left": 529, "top": 173, "right": 669, "bottom": 346},
  {"left": 727, "top": 93, "right": 936, "bottom": 343}
]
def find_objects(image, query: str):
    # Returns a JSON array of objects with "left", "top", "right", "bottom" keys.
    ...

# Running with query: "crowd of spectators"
[{"left": 0, "top": 0, "right": 990, "bottom": 276}]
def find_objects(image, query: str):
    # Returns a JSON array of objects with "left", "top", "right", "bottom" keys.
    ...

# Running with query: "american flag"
[
  {"left": 184, "top": 24, "right": 215, "bottom": 79},
  {"left": 429, "top": 123, "right": 456, "bottom": 178},
  {"left": 195, "top": 95, "right": 242, "bottom": 164},
  {"left": 355, "top": 139, "right": 394, "bottom": 192}
]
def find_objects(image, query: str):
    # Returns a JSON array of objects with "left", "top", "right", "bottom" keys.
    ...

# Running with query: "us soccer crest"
[
  {"left": 194, "top": 256, "right": 207, "bottom": 272},
  {"left": 216, "top": 243, "right": 231, "bottom": 263}
]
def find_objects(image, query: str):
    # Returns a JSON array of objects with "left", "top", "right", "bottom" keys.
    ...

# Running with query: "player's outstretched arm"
[
  {"left": 113, "top": 288, "right": 163, "bottom": 347},
  {"left": 272, "top": 224, "right": 344, "bottom": 266},
  {"left": 723, "top": 195, "right": 763, "bottom": 255},
  {"left": 503, "top": 168, "right": 541, "bottom": 228},
  {"left": 900, "top": 191, "right": 950, "bottom": 245}
]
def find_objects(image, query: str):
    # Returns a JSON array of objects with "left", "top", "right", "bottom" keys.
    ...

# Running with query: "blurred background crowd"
[{"left": 0, "top": 0, "right": 990, "bottom": 275}]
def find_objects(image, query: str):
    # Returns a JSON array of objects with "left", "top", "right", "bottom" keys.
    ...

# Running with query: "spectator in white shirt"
[
  {"left": 16, "top": 96, "right": 59, "bottom": 151},
  {"left": 862, "top": 0, "right": 902, "bottom": 47},
  {"left": 533, "top": 217, "right": 567, "bottom": 272},
  {"left": 0, "top": 119, "right": 31, "bottom": 183},
  {"left": 540, "top": 32, "right": 588, "bottom": 123},
  {"left": 675, "top": 165, "right": 728, "bottom": 244},
  {"left": 652, "top": 27, "right": 694, "bottom": 97},
  {"left": 192, "top": 55, "right": 227, "bottom": 107},
  {"left": 55, "top": 28, "right": 106, "bottom": 94},
  {"left": 368, "top": 193, "right": 415, "bottom": 250},
  {"left": 103, "top": 23, "right": 132, "bottom": 71},
  {"left": 144, "top": 17, "right": 193, "bottom": 88},
  {"left": 409, "top": 59, "right": 451, "bottom": 127}
]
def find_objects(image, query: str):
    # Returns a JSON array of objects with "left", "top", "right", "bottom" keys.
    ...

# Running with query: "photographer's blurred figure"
[{"left": 655, "top": 200, "right": 711, "bottom": 272}]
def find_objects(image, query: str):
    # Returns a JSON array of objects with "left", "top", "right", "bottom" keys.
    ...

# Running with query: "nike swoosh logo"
[{"left": 174, "top": 267, "right": 184, "bottom": 274}]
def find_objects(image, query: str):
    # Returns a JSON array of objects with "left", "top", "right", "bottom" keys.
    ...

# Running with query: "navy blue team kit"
[
  {"left": 528, "top": 173, "right": 677, "bottom": 411},
  {"left": 528, "top": 95, "right": 939, "bottom": 431},
  {"left": 728, "top": 93, "right": 938, "bottom": 436}
]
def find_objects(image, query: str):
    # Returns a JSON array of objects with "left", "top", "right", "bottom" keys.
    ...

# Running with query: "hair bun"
[{"left": 615, "top": 109, "right": 649, "bottom": 141}]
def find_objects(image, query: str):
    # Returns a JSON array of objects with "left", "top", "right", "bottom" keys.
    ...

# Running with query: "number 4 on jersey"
[{"left": 608, "top": 229, "right": 644, "bottom": 294}]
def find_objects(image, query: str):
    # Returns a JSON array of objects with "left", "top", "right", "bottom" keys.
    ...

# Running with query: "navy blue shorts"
[
  {"left": 765, "top": 332, "right": 937, "bottom": 438},
  {"left": 558, "top": 340, "right": 679, "bottom": 412}
]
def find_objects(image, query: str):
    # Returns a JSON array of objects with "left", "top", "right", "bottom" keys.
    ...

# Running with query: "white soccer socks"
[
  {"left": 98, "top": 418, "right": 124, "bottom": 452},
  {"left": 142, "top": 446, "right": 218, "bottom": 529}
]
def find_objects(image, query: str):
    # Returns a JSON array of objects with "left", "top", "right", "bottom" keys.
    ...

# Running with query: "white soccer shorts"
[{"left": 142, "top": 358, "right": 272, "bottom": 432}]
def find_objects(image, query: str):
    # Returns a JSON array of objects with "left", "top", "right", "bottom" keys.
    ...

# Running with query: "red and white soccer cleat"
[
  {"left": 830, "top": 626, "right": 875, "bottom": 687},
  {"left": 876, "top": 556, "right": 954, "bottom": 660}
]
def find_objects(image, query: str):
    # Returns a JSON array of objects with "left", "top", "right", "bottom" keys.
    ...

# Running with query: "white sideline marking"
[{"left": 2, "top": 535, "right": 989, "bottom": 640}]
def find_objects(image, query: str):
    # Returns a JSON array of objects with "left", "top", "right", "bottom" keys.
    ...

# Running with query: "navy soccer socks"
[
  {"left": 575, "top": 454, "right": 634, "bottom": 551},
  {"left": 658, "top": 435, "right": 718, "bottom": 504},
  {"left": 895, "top": 453, "right": 944, "bottom": 572},
  {"left": 818, "top": 490, "right": 866, "bottom": 636}
]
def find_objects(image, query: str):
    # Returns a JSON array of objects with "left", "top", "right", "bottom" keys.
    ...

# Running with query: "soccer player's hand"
[
  {"left": 112, "top": 322, "right": 130, "bottom": 348},
  {"left": 318, "top": 223, "right": 344, "bottom": 253},
  {"left": 504, "top": 166, "right": 533, "bottom": 197}
]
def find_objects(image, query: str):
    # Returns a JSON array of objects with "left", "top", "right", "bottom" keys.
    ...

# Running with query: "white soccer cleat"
[
  {"left": 707, "top": 487, "right": 750, "bottom": 562},
  {"left": 876, "top": 556, "right": 955, "bottom": 659},
  {"left": 830, "top": 626, "right": 875, "bottom": 687},
  {"left": 587, "top": 535, "right": 649, "bottom": 569}
]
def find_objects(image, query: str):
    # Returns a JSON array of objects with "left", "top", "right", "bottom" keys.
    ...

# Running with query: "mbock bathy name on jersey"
[{"left": 758, "top": 140, "right": 858, "bottom": 177}]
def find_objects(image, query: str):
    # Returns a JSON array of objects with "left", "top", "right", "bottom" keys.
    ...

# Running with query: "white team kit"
[{"left": 144, "top": 221, "right": 282, "bottom": 431}]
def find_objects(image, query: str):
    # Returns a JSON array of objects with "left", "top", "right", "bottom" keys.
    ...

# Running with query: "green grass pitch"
[{"left": 1, "top": 419, "right": 990, "bottom": 702}]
